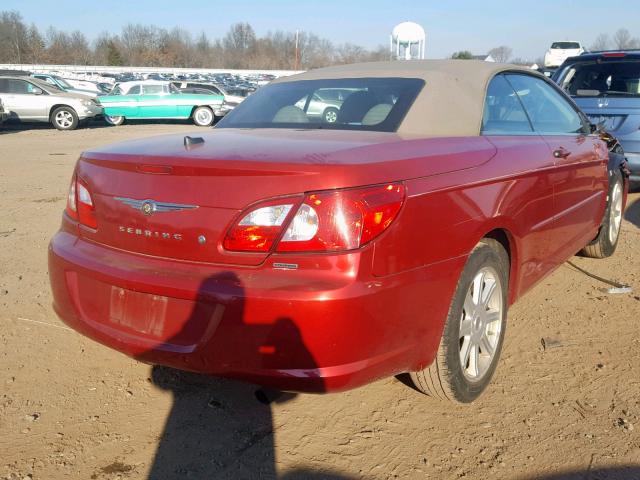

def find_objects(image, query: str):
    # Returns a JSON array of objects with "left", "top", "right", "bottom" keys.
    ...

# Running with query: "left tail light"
[
  {"left": 65, "top": 174, "right": 98, "bottom": 229},
  {"left": 223, "top": 183, "right": 405, "bottom": 253}
]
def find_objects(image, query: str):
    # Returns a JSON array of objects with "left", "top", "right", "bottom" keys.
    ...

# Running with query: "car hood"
[{"left": 47, "top": 89, "right": 94, "bottom": 101}]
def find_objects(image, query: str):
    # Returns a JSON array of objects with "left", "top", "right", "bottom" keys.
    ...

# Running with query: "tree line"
[
  {"left": 0, "top": 10, "right": 388, "bottom": 69},
  {"left": 450, "top": 29, "right": 640, "bottom": 65}
]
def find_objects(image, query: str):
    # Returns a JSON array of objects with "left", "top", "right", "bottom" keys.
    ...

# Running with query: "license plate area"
[{"left": 109, "top": 286, "right": 168, "bottom": 337}]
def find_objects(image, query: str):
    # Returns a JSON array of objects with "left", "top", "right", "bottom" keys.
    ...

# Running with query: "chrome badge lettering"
[
  {"left": 114, "top": 197, "right": 198, "bottom": 216},
  {"left": 119, "top": 226, "right": 183, "bottom": 240}
]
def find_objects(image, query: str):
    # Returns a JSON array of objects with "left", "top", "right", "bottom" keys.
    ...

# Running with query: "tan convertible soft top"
[{"left": 272, "top": 60, "right": 538, "bottom": 137}]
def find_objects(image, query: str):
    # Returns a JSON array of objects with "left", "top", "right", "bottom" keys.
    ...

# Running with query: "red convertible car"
[{"left": 49, "top": 61, "right": 628, "bottom": 403}]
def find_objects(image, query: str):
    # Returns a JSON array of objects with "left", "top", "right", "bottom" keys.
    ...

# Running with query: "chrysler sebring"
[{"left": 48, "top": 61, "right": 628, "bottom": 403}]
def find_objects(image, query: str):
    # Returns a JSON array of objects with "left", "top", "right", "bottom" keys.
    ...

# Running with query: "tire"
[
  {"left": 323, "top": 107, "right": 339, "bottom": 123},
  {"left": 104, "top": 115, "right": 125, "bottom": 126},
  {"left": 51, "top": 106, "right": 78, "bottom": 131},
  {"left": 581, "top": 169, "right": 624, "bottom": 259},
  {"left": 410, "top": 238, "right": 509, "bottom": 403},
  {"left": 192, "top": 106, "right": 214, "bottom": 127}
]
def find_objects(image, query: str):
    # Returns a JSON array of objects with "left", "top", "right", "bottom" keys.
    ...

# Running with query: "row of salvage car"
[{"left": 0, "top": 72, "right": 250, "bottom": 130}]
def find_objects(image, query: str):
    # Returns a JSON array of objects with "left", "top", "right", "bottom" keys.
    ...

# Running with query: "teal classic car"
[{"left": 98, "top": 81, "right": 227, "bottom": 126}]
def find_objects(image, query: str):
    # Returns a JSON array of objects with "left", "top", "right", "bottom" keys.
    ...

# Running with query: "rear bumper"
[{"left": 48, "top": 231, "right": 462, "bottom": 392}]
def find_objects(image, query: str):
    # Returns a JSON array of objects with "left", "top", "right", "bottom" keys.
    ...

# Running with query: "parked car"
[
  {"left": 31, "top": 73, "right": 99, "bottom": 97},
  {"left": 48, "top": 61, "right": 628, "bottom": 403},
  {"left": 98, "top": 80, "right": 227, "bottom": 126},
  {"left": 294, "top": 88, "right": 358, "bottom": 123},
  {"left": 172, "top": 81, "right": 245, "bottom": 115},
  {"left": 553, "top": 50, "right": 640, "bottom": 184},
  {"left": 0, "top": 97, "right": 9, "bottom": 124},
  {"left": 544, "top": 41, "right": 585, "bottom": 68},
  {"left": 0, "top": 76, "right": 101, "bottom": 130}
]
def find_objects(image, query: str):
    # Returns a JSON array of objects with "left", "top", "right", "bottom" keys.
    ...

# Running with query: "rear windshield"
[
  {"left": 551, "top": 42, "right": 581, "bottom": 49},
  {"left": 558, "top": 60, "right": 640, "bottom": 97},
  {"left": 216, "top": 77, "right": 425, "bottom": 132}
]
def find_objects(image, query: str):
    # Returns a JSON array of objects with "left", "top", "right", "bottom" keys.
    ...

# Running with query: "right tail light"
[{"left": 223, "top": 183, "right": 405, "bottom": 253}]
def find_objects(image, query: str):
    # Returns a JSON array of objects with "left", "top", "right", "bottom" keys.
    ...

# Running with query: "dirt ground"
[{"left": 1, "top": 121, "right": 639, "bottom": 480}]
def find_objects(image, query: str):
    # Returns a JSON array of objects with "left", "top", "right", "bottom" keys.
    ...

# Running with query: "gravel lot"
[{"left": 1, "top": 122, "right": 639, "bottom": 480}]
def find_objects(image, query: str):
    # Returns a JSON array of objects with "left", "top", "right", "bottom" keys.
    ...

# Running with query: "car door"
[
  {"left": 505, "top": 73, "right": 608, "bottom": 262},
  {"left": 0, "top": 78, "right": 47, "bottom": 120},
  {"left": 139, "top": 84, "right": 179, "bottom": 118},
  {"left": 481, "top": 74, "right": 558, "bottom": 296}
]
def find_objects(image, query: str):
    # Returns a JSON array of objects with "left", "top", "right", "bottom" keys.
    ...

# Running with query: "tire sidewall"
[
  {"left": 193, "top": 107, "right": 213, "bottom": 127},
  {"left": 442, "top": 241, "right": 509, "bottom": 403},
  {"left": 52, "top": 107, "right": 78, "bottom": 131}
]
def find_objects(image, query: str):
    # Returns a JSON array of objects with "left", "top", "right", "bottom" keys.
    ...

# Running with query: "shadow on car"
[{"left": 143, "top": 272, "right": 358, "bottom": 479}]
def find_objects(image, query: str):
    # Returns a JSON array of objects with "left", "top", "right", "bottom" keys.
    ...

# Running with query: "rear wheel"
[
  {"left": 51, "top": 106, "right": 78, "bottom": 131},
  {"left": 410, "top": 239, "right": 509, "bottom": 403},
  {"left": 105, "top": 115, "right": 125, "bottom": 126},
  {"left": 192, "top": 106, "right": 214, "bottom": 127},
  {"left": 581, "top": 169, "right": 624, "bottom": 259},
  {"left": 323, "top": 107, "right": 339, "bottom": 123}
]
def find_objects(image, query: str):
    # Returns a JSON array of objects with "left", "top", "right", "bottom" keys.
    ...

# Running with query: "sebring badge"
[{"left": 114, "top": 197, "right": 198, "bottom": 216}]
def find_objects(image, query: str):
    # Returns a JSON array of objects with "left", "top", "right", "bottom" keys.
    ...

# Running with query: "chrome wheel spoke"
[
  {"left": 460, "top": 337, "right": 472, "bottom": 367},
  {"left": 485, "top": 310, "right": 501, "bottom": 325},
  {"left": 481, "top": 278, "right": 497, "bottom": 308},
  {"left": 469, "top": 343, "right": 479, "bottom": 377},
  {"left": 480, "top": 333, "right": 494, "bottom": 357}
]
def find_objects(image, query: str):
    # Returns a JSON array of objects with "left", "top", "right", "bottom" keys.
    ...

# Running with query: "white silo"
[{"left": 390, "top": 22, "right": 426, "bottom": 60}]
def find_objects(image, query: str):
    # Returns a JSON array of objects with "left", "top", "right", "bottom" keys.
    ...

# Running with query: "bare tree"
[
  {"left": 0, "top": 9, "right": 404, "bottom": 69},
  {"left": 488, "top": 46, "right": 512, "bottom": 63},
  {"left": 590, "top": 33, "right": 610, "bottom": 51},
  {"left": 613, "top": 28, "right": 640, "bottom": 49}
]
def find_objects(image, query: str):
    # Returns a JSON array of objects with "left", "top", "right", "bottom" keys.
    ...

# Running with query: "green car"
[{"left": 99, "top": 81, "right": 228, "bottom": 127}]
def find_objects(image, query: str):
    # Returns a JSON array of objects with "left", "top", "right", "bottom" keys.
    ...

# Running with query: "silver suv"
[{"left": 0, "top": 76, "right": 102, "bottom": 130}]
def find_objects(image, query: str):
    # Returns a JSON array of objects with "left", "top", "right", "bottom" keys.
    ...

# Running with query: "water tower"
[{"left": 390, "top": 22, "right": 426, "bottom": 60}]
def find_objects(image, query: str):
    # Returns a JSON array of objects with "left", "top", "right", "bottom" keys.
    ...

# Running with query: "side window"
[
  {"left": 127, "top": 85, "right": 141, "bottom": 95},
  {"left": 481, "top": 75, "right": 533, "bottom": 135},
  {"left": 142, "top": 85, "right": 163, "bottom": 95},
  {"left": 0, "top": 79, "right": 9, "bottom": 93},
  {"left": 7, "top": 80, "right": 30, "bottom": 94},
  {"left": 506, "top": 74, "right": 586, "bottom": 135}
]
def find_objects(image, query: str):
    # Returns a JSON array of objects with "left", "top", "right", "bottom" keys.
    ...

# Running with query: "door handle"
[{"left": 553, "top": 148, "right": 571, "bottom": 159}]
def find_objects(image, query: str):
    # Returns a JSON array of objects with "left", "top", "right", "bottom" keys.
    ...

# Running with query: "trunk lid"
[{"left": 76, "top": 129, "right": 495, "bottom": 266}]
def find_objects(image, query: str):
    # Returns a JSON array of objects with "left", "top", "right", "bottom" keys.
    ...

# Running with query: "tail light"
[
  {"left": 65, "top": 174, "right": 98, "bottom": 229},
  {"left": 223, "top": 183, "right": 405, "bottom": 253}
]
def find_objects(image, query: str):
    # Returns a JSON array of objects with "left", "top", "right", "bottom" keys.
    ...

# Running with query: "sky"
[{"left": 3, "top": 0, "right": 640, "bottom": 61}]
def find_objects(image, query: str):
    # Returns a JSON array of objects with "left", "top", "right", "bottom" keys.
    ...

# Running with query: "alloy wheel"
[
  {"left": 55, "top": 110, "right": 74, "bottom": 129},
  {"left": 608, "top": 180, "right": 623, "bottom": 244},
  {"left": 459, "top": 266, "right": 503, "bottom": 381}
]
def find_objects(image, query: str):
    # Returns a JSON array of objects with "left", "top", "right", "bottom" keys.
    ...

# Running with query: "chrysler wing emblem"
[{"left": 114, "top": 197, "right": 199, "bottom": 216}]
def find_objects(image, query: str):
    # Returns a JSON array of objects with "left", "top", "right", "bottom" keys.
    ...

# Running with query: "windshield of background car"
[
  {"left": 216, "top": 77, "right": 425, "bottom": 132},
  {"left": 558, "top": 61, "right": 640, "bottom": 98},
  {"left": 551, "top": 42, "right": 580, "bottom": 49},
  {"left": 55, "top": 77, "right": 72, "bottom": 89}
]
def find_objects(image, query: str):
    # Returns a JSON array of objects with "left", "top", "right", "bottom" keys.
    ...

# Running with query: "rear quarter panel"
[{"left": 372, "top": 135, "right": 581, "bottom": 305}]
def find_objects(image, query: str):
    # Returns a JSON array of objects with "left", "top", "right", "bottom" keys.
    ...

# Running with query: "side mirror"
[{"left": 32, "top": 88, "right": 43, "bottom": 95}]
